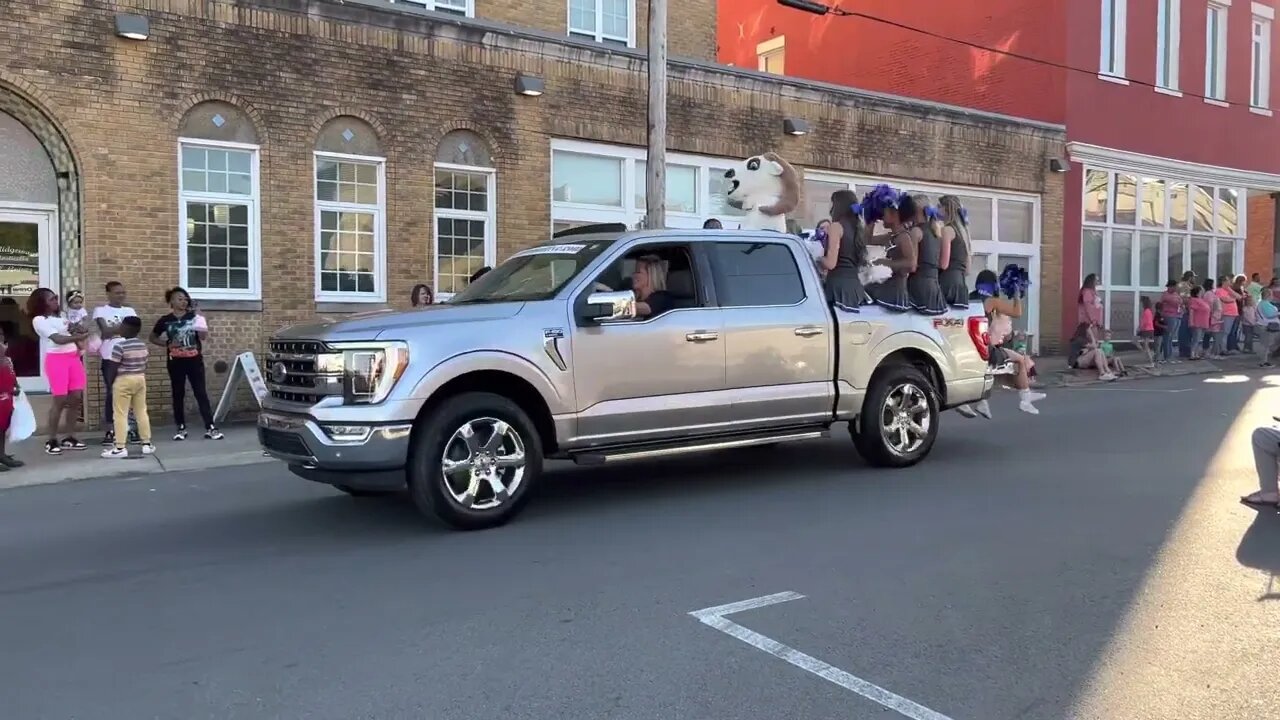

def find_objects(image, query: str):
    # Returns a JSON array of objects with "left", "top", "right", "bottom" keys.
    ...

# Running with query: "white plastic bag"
[{"left": 8, "top": 390, "right": 35, "bottom": 444}]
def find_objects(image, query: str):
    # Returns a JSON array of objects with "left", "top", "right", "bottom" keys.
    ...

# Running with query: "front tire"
[
  {"left": 408, "top": 391, "right": 543, "bottom": 530},
  {"left": 851, "top": 363, "right": 939, "bottom": 468}
]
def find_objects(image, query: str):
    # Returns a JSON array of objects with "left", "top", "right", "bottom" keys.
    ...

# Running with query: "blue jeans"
[
  {"left": 1218, "top": 316, "right": 1238, "bottom": 355},
  {"left": 1179, "top": 308, "right": 1193, "bottom": 358},
  {"left": 1161, "top": 316, "right": 1181, "bottom": 361}
]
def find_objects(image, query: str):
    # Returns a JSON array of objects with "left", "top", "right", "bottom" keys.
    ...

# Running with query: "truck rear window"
[{"left": 708, "top": 242, "right": 806, "bottom": 307}]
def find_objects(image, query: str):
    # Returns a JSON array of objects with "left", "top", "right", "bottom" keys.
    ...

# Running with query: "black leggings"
[{"left": 168, "top": 357, "right": 214, "bottom": 428}]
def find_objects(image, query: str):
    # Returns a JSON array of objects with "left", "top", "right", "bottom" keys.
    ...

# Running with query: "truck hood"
[{"left": 272, "top": 302, "right": 527, "bottom": 342}]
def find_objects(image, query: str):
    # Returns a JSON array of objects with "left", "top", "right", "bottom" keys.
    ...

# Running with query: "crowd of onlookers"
[
  {"left": 6, "top": 281, "right": 227, "bottom": 471},
  {"left": 1070, "top": 271, "right": 1280, "bottom": 380}
]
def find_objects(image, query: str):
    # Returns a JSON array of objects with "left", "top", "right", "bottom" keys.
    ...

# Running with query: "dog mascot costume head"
[{"left": 723, "top": 153, "right": 801, "bottom": 233}]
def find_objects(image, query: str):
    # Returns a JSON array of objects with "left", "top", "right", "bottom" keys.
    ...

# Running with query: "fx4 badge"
[{"left": 932, "top": 317, "right": 965, "bottom": 328}]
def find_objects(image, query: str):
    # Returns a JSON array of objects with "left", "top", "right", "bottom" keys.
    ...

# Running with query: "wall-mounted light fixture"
[
  {"left": 783, "top": 118, "right": 810, "bottom": 136},
  {"left": 114, "top": 13, "right": 150, "bottom": 41},
  {"left": 514, "top": 74, "right": 545, "bottom": 97},
  {"left": 1047, "top": 157, "right": 1068, "bottom": 173}
]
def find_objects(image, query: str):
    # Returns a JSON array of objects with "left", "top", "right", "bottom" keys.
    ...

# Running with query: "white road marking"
[{"left": 689, "top": 592, "right": 955, "bottom": 720}]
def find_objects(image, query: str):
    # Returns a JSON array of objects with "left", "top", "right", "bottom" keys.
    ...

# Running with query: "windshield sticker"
[{"left": 513, "top": 243, "right": 587, "bottom": 257}]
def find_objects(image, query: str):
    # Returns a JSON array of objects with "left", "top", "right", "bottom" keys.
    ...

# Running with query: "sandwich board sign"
[{"left": 214, "top": 351, "right": 269, "bottom": 424}]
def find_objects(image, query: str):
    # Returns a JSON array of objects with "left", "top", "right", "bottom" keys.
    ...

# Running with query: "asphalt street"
[{"left": 2, "top": 371, "right": 1278, "bottom": 720}]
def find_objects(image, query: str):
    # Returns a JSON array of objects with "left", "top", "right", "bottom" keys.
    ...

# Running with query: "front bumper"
[{"left": 258, "top": 411, "right": 413, "bottom": 489}]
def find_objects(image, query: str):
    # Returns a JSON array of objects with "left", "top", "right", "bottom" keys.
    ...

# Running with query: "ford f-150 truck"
[{"left": 259, "top": 226, "right": 994, "bottom": 530}]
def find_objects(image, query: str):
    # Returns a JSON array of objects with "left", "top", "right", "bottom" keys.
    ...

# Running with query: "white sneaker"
[
  {"left": 955, "top": 404, "right": 977, "bottom": 419},
  {"left": 1024, "top": 391, "right": 1047, "bottom": 403},
  {"left": 101, "top": 447, "right": 128, "bottom": 459},
  {"left": 1018, "top": 400, "right": 1040, "bottom": 415},
  {"left": 141, "top": 443, "right": 156, "bottom": 455},
  {"left": 1100, "top": 373, "right": 1117, "bottom": 381},
  {"left": 973, "top": 399, "right": 992, "bottom": 419}
]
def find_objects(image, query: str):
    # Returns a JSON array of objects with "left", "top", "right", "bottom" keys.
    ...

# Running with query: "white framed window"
[
  {"left": 1156, "top": 0, "right": 1182, "bottom": 91},
  {"left": 1100, "top": 0, "right": 1128, "bottom": 79},
  {"left": 1206, "top": 2, "right": 1230, "bottom": 102},
  {"left": 1080, "top": 166, "right": 1246, "bottom": 335},
  {"left": 1252, "top": 5, "right": 1274, "bottom": 109},
  {"left": 433, "top": 163, "right": 496, "bottom": 297},
  {"left": 568, "top": 0, "right": 635, "bottom": 46},
  {"left": 757, "top": 36, "right": 786, "bottom": 74},
  {"left": 393, "top": 0, "right": 472, "bottom": 16},
  {"left": 313, "top": 152, "right": 387, "bottom": 302},
  {"left": 178, "top": 139, "right": 261, "bottom": 300}
]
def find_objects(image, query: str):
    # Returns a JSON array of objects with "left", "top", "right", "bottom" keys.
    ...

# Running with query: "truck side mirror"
[{"left": 583, "top": 290, "right": 637, "bottom": 323}]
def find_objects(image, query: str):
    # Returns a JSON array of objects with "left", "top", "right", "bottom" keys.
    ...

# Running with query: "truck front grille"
[{"left": 266, "top": 339, "right": 343, "bottom": 405}]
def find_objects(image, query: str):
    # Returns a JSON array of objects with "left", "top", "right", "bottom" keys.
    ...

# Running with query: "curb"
[
  {"left": 1049, "top": 361, "right": 1229, "bottom": 388},
  {"left": 0, "top": 448, "right": 274, "bottom": 492}
]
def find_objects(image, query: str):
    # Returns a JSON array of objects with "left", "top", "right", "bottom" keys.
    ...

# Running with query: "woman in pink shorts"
[{"left": 28, "top": 287, "right": 90, "bottom": 455}]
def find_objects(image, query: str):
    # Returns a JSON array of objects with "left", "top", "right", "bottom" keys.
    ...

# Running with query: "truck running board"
[{"left": 570, "top": 428, "right": 829, "bottom": 466}]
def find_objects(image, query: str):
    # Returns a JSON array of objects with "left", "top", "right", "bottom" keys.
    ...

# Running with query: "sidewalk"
[
  {"left": 0, "top": 424, "right": 271, "bottom": 491},
  {"left": 1043, "top": 347, "right": 1266, "bottom": 387}
]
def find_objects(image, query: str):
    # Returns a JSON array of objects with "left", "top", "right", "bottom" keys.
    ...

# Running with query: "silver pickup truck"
[{"left": 259, "top": 226, "right": 994, "bottom": 529}]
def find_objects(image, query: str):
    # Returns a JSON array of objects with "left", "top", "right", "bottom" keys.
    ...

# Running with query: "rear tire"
[
  {"left": 851, "top": 363, "right": 939, "bottom": 468},
  {"left": 408, "top": 391, "right": 543, "bottom": 530}
]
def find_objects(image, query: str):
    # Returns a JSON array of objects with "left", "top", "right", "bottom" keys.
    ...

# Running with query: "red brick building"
[
  {"left": 721, "top": 0, "right": 1280, "bottom": 341},
  {"left": 0, "top": 0, "right": 1062, "bottom": 428}
]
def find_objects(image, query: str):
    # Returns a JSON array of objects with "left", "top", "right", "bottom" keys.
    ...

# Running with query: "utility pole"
[{"left": 645, "top": 0, "right": 667, "bottom": 229}]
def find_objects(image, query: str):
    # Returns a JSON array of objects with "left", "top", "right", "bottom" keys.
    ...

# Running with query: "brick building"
[
  {"left": 0, "top": 0, "right": 1063, "bottom": 428},
  {"left": 721, "top": 0, "right": 1280, "bottom": 342}
]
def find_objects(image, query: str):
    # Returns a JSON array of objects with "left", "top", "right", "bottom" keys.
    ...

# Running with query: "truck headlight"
[{"left": 329, "top": 341, "right": 410, "bottom": 405}]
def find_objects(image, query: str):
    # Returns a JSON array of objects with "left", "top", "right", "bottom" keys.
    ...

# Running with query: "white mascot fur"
[{"left": 723, "top": 153, "right": 891, "bottom": 286}]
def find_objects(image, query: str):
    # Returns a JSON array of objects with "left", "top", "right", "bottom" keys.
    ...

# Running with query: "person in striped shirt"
[{"left": 101, "top": 316, "right": 154, "bottom": 458}]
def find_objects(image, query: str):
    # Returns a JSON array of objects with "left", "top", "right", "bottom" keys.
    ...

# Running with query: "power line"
[{"left": 777, "top": 0, "right": 1256, "bottom": 108}]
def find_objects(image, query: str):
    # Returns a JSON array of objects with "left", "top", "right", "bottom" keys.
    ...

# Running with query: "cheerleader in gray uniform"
[
  {"left": 862, "top": 185, "right": 915, "bottom": 312},
  {"left": 820, "top": 190, "right": 872, "bottom": 311},
  {"left": 937, "top": 194, "right": 972, "bottom": 309},
  {"left": 906, "top": 194, "right": 948, "bottom": 315}
]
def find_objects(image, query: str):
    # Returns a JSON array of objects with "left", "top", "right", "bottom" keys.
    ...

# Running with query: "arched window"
[
  {"left": 433, "top": 130, "right": 495, "bottom": 296},
  {"left": 177, "top": 101, "right": 261, "bottom": 299},
  {"left": 313, "top": 116, "right": 385, "bottom": 301}
]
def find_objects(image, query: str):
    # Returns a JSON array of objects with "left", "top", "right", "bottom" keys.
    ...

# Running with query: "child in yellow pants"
[{"left": 101, "top": 317, "right": 154, "bottom": 458}]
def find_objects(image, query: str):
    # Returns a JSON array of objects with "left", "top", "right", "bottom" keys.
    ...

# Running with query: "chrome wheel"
[
  {"left": 440, "top": 417, "right": 527, "bottom": 511},
  {"left": 879, "top": 382, "right": 931, "bottom": 456}
]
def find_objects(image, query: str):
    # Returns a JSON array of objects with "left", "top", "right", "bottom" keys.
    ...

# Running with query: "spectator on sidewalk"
[
  {"left": 1247, "top": 272, "right": 1264, "bottom": 304},
  {"left": 1258, "top": 287, "right": 1280, "bottom": 367},
  {"left": 702, "top": 218, "right": 723, "bottom": 229},
  {"left": 1177, "top": 271, "right": 1197, "bottom": 359},
  {"left": 0, "top": 325, "right": 25, "bottom": 472},
  {"left": 1158, "top": 280, "right": 1183, "bottom": 364},
  {"left": 150, "top": 287, "right": 222, "bottom": 442},
  {"left": 93, "top": 281, "right": 138, "bottom": 447},
  {"left": 1078, "top": 274, "right": 1102, "bottom": 330},
  {"left": 1135, "top": 296, "right": 1156, "bottom": 367},
  {"left": 1187, "top": 286, "right": 1211, "bottom": 360},
  {"left": 29, "top": 287, "right": 89, "bottom": 455},
  {"left": 1072, "top": 322, "right": 1117, "bottom": 381},
  {"left": 101, "top": 317, "right": 154, "bottom": 459},
  {"left": 1222, "top": 274, "right": 1245, "bottom": 353},
  {"left": 1241, "top": 292, "right": 1260, "bottom": 354}
]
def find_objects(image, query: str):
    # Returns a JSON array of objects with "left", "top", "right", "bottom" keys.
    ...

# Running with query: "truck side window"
[{"left": 708, "top": 242, "right": 805, "bottom": 308}]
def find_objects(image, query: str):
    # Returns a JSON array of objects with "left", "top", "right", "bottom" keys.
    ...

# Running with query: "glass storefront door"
[{"left": 0, "top": 209, "right": 54, "bottom": 392}]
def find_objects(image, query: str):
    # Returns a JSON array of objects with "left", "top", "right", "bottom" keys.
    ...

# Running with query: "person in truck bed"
[{"left": 957, "top": 269, "right": 1045, "bottom": 418}]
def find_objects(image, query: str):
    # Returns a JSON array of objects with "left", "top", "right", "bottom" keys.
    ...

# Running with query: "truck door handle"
[
  {"left": 794, "top": 326, "right": 825, "bottom": 337},
  {"left": 685, "top": 331, "right": 720, "bottom": 343}
]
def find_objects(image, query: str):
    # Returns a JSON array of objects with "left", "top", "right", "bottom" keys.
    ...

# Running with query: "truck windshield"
[{"left": 449, "top": 240, "right": 614, "bottom": 304}]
